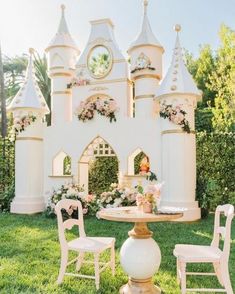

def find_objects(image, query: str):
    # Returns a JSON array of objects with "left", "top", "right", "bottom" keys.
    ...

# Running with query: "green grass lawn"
[{"left": 0, "top": 213, "right": 234, "bottom": 294}]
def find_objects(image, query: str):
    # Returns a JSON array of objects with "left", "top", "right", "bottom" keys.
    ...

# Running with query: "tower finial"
[
  {"left": 174, "top": 24, "right": 181, "bottom": 34},
  {"left": 29, "top": 48, "right": 34, "bottom": 55},
  {"left": 143, "top": 0, "right": 148, "bottom": 15},
  {"left": 61, "top": 4, "right": 65, "bottom": 16}
]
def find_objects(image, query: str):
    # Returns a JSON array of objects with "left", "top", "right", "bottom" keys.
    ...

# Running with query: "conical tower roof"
[
  {"left": 128, "top": 0, "right": 163, "bottom": 53},
  {"left": 46, "top": 4, "right": 79, "bottom": 52},
  {"left": 156, "top": 25, "right": 201, "bottom": 99},
  {"left": 8, "top": 49, "right": 50, "bottom": 114}
]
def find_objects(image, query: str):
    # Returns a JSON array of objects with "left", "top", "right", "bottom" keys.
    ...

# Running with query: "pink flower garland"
[{"left": 160, "top": 103, "right": 191, "bottom": 133}]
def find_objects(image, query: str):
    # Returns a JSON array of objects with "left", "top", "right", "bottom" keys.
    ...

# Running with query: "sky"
[{"left": 0, "top": 0, "right": 234, "bottom": 72}]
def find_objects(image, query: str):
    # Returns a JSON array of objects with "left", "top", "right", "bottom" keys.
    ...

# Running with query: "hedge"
[
  {"left": 0, "top": 138, "right": 15, "bottom": 211},
  {"left": 196, "top": 132, "right": 235, "bottom": 213}
]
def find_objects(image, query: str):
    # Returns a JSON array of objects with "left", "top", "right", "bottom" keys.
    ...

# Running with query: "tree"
[
  {"left": 186, "top": 25, "right": 235, "bottom": 133},
  {"left": 2, "top": 52, "right": 51, "bottom": 125},
  {"left": 3, "top": 54, "right": 27, "bottom": 101},
  {"left": 32, "top": 51, "right": 51, "bottom": 124},
  {"left": 0, "top": 43, "right": 7, "bottom": 138},
  {"left": 185, "top": 45, "right": 216, "bottom": 132},
  {"left": 209, "top": 25, "right": 235, "bottom": 132},
  {"left": 186, "top": 45, "right": 216, "bottom": 107}
]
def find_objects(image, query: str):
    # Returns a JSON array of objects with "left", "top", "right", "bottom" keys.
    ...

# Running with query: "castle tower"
[
  {"left": 46, "top": 4, "right": 80, "bottom": 125},
  {"left": 128, "top": 0, "right": 164, "bottom": 118},
  {"left": 8, "top": 49, "right": 50, "bottom": 214},
  {"left": 155, "top": 25, "right": 202, "bottom": 221}
]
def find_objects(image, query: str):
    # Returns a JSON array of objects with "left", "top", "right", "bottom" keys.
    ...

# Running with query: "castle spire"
[
  {"left": 144, "top": 0, "right": 148, "bottom": 15},
  {"left": 128, "top": 0, "right": 163, "bottom": 52},
  {"left": 8, "top": 49, "right": 50, "bottom": 114},
  {"left": 155, "top": 25, "right": 201, "bottom": 98},
  {"left": 46, "top": 4, "right": 79, "bottom": 52}
]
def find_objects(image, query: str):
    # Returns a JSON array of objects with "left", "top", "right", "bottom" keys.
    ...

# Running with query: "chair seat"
[
  {"left": 68, "top": 237, "right": 115, "bottom": 253},
  {"left": 173, "top": 244, "right": 222, "bottom": 262}
]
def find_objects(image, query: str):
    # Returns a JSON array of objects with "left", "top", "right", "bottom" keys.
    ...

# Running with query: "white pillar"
[{"left": 11, "top": 119, "right": 45, "bottom": 214}]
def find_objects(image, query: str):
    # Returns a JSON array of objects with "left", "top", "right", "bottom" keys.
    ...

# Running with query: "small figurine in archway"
[{"left": 139, "top": 156, "right": 150, "bottom": 174}]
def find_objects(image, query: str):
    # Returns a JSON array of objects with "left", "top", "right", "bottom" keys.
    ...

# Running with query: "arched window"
[
  {"left": 128, "top": 148, "right": 150, "bottom": 175},
  {"left": 63, "top": 156, "right": 72, "bottom": 175},
  {"left": 53, "top": 151, "right": 72, "bottom": 176}
]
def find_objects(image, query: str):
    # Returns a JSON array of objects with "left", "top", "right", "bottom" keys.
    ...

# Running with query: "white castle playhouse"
[{"left": 8, "top": 1, "right": 202, "bottom": 221}]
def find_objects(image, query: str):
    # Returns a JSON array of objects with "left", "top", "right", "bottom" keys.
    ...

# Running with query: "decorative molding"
[
  {"left": 134, "top": 74, "right": 161, "bottom": 81},
  {"left": 161, "top": 130, "right": 196, "bottom": 135},
  {"left": 89, "top": 86, "right": 108, "bottom": 91},
  {"left": 16, "top": 137, "right": 43, "bottom": 141},
  {"left": 49, "top": 66, "right": 64, "bottom": 70},
  {"left": 113, "top": 59, "right": 127, "bottom": 64},
  {"left": 52, "top": 90, "right": 71, "bottom": 95},
  {"left": 45, "top": 45, "right": 79, "bottom": 53},
  {"left": 48, "top": 175, "right": 73, "bottom": 178},
  {"left": 135, "top": 94, "right": 155, "bottom": 100},
  {"left": 50, "top": 73, "right": 71, "bottom": 77},
  {"left": 128, "top": 43, "right": 164, "bottom": 53},
  {"left": 89, "top": 78, "right": 132, "bottom": 85},
  {"left": 88, "top": 37, "right": 112, "bottom": 45}
]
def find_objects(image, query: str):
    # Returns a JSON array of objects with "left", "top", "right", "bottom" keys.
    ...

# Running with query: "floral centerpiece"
[
  {"left": 160, "top": 103, "right": 190, "bottom": 133},
  {"left": 75, "top": 97, "right": 118, "bottom": 123},
  {"left": 98, "top": 183, "right": 137, "bottom": 209},
  {"left": 45, "top": 183, "right": 99, "bottom": 217},
  {"left": 136, "top": 182, "right": 164, "bottom": 214},
  {"left": 9, "top": 115, "right": 37, "bottom": 142}
]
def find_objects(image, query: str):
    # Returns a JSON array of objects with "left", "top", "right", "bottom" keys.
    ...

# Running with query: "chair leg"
[
  {"left": 176, "top": 258, "right": 180, "bottom": 285},
  {"left": 57, "top": 250, "right": 68, "bottom": 284},
  {"left": 94, "top": 253, "right": 100, "bottom": 290},
  {"left": 213, "top": 262, "right": 223, "bottom": 286},
  {"left": 111, "top": 243, "right": 115, "bottom": 276},
  {"left": 76, "top": 252, "right": 85, "bottom": 271},
  {"left": 221, "top": 265, "right": 233, "bottom": 294},
  {"left": 179, "top": 261, "right": 186, "bottom": 294}
]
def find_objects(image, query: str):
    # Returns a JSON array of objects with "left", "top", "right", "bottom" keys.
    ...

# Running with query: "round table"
[{"left": 98, "top": 206, "right": 182, "bottom": 294}]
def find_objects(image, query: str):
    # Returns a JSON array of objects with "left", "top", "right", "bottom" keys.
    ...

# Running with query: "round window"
[{"left": 87, "top": 45, "right": 112, "bottom": 79}]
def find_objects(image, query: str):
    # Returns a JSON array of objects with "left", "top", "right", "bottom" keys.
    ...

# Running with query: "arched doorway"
[{"left": 78, "top": 136, "right": 118, "bottom": 195}]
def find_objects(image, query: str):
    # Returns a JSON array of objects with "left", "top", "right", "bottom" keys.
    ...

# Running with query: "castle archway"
[{"left": 78, "top": 136, "right": 118, "bottom": 195}]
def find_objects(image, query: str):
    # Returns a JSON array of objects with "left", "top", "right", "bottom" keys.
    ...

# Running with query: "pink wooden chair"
[
  {"left": 174, "top": 204, "right": 234, "bottom": 294},
  {"left": 55, "top": 199, "right": 115, "bottom": 290}
]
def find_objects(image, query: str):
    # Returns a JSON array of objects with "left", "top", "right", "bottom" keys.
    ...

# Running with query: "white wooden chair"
[
  {"left": 55, "top": 199, "right": 115, "bottom": 290},
  {"left": 174, "top": 204, "right": 234, "bottom": 294}
]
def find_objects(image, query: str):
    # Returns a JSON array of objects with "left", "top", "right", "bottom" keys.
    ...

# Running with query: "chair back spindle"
[
  {"left": 211, "top": 204, "right": 234, "bottom": 261},
  {"left": 55, "top": 199, "right": 86, "bottom": 249}
]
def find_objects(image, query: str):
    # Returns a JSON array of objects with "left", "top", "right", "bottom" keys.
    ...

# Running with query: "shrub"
[
  {"left": 0, "top": 138, "right": 15, "bottom": 211},
  {"left": 45, "top": 183, "right": 99, "bottom": 217},
  {"left": 196, "top": 132, "right": 235, "bottom": 215},
  {"left": 88, "top": 156, "right": 118, "bottom": 195}
]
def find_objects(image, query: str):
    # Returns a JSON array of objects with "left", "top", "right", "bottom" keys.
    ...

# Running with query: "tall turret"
[
  {"left": 128, "top": 0, "right": 164, "bottom": 118},
  {"left": 46, "top": 4, "right": 80, "bottom": 125},
  {"left": 155, "top": 25, "right": 201, "bottom": 221},
  {"left": 8, "top": 48, "right": 50, "bottom": 213}
]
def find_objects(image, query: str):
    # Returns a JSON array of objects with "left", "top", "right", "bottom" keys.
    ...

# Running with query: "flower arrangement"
[
  {"left": 135, "top": 182, "right": 164, "bottom": 214},
  {"left": 45, "top": 183, "right": 99, "bottom": 217},
  {"left": 67, "top": 77, "right": 90, "bottom": 89},
  {"left": 9, "top": 115, "right": 37, "bottom": 142},
  {"left": 75, "top": 97, "right": 118, "bottom": 123},
  {"left": 160, "top": 103, "right": 190, "bottom": 133},
  {"left": 98, "top": 183, "right": 137, "bottom": 209}
]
